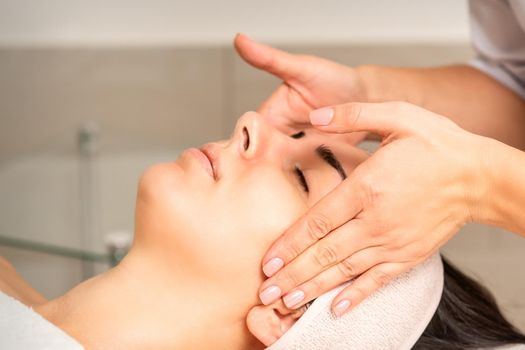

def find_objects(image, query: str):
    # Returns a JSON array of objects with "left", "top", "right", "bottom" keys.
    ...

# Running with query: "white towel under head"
[
  {"left": 0, "top": 292, "right": 83, "bottom": 350},
  {"left": 267, "top": 253, "right": 444, "bottom": 350}
]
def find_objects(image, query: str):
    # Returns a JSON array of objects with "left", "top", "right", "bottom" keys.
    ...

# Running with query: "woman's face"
[{"left": 134, "top": 111, "right": 368, "bottom": 313}]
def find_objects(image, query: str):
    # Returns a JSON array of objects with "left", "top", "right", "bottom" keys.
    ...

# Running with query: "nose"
[{"left": 231, "top": 111, "right": 287, "bottom": 160}]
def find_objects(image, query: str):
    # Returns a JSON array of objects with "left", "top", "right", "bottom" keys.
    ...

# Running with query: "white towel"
[
  {"left": 0, "top": 291, "right": 83, "bottom": 350},
  {"left": 267, "top": 253, "right": 443, "bottom": 350}
]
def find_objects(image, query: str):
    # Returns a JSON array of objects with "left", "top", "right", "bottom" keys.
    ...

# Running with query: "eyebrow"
[
  {"left": 316, "top": 145, "right": 347, "bottom": 181},
  {"left": 290, "top": 131, "right": 347, "bottom": 181},
  {"left": 291, "top": 131, "right": 305, "bottom": 139}
]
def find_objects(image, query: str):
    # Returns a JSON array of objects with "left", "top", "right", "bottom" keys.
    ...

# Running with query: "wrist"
[
  {"left": 354, "top": 65, "right": 382, "bottom": 103},
  {"left": 460, "top": 134, "right": 493, "bottom": 224},
  {"left": 474, "top": 137, "right": 525, "bottom": 235},
  {"left": 355, "top": 65, "right": 425, "bottom": 107},
  {"left": 354, "top": 65, "right": 410, "bottom": 103},
  {"left": 464, "top": 135, "right": 515, "bottom": 226}
]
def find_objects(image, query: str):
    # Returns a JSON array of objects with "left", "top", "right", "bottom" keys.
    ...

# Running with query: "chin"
[{"left": 137, "top": 161, "right": 185, "bottom": 201}]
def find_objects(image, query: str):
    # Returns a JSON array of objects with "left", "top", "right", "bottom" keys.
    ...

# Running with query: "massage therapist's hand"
[
  {"left": 258, "top": 101, "right": 488, "bottom": 316},
  {"left": 234, "top": 33, "right": 366, "bottom": 144}
]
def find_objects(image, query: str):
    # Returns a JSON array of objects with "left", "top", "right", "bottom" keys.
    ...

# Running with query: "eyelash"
[{"left": 294, "top": 166, "right": 309, "bottom": 193}]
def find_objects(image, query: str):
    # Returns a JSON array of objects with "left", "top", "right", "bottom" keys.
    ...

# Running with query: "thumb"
[
  {"left": 309, "top": 102, "right": 419, "bottom": 137},
  {"left": 234, "top": 33, "right": 303, "bottom": 81}
]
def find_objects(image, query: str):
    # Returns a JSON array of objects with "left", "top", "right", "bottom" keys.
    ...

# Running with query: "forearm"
[
  {"left": 474, "top": 137, "right": 525, "bottom": 236},
  {"left": 357, "top": 64, "right": 525, "bottom": 150},
  {"left": 0, "top": 256, "right": 47, "bottom": 306}
]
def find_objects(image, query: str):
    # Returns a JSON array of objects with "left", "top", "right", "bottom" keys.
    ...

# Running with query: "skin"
[
  {"left": 0, "top": 111, "right": 367, "bottom": 349},
  {"left": 234, "top": 33, "right": 525, "bottom": 149},
  {"left": 3, "top": 34, "right": 523, "bottom": 347},
  {"left": 0, "top": 256, "right": 46, "bottom": 306},
  {"left": 234, "top": 34, "right": 525, "bottom": 316}
]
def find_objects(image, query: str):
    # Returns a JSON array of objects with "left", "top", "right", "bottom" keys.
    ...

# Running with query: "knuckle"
[
  {"left": 260, "top": 54, "right": 277, "bottom": 72},
  {"left": 351, "top": 285, "right": 368, "bottom": 301},
  {"left": 370, "top": 269, "right": 390, "bottom": 288},
  {"left": 282, "top": 235, "right": 305, "bottom": 259},
  {"left": 338, "top": 257, "right": 357, "bottom": 279},
  {"left": 341, "top": 103, "right": 362, "bottom": 130},
  {"left": 391, "top": 101, "right": 421, "bottom": 132},
  {"left": 305, "top": 214, "right": 332, "bottom": 241},
  {"left": 275, "top": 268, "right": 299, "bottom": 288},
  {"left": 310, "top": 276, "right": 326, "bottom": 292},
  {"left": 358, "top": 175, "right": 382, "bottom": 208},
  {"left": 385, "top": 238, "right": 403, "bottom": 251},
  {"left": 313, "top": 244, "right": 338, "bottom": 268},
  {"left": 410, "top": 241, "right": 432, "bottom": 261}
]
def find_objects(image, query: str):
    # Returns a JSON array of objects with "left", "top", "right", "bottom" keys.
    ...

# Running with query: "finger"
[
  {"left": 331, "top": 262, "right": 407, "bottom": 316},
  {"left": 308, "top": 124, "right": 369, "bottom": 146},
  {"left": 258, "top": 221, "right": 368, "bottom": 305},
  {"left": 280, "top": 246, "right": 387, "bottom": 309},
  {"left": 234, "top": 33, "right": 304, "bottom": 81},
  {"left": 262, "top": 178, "right": 362, "bottom": 278},
  {"left": 309, "top": 101, "right": 424, "bottom": 138},
  {"left": 257, "top": 84, "right": 312, "bottom": 133},
  {"left": 339, "top": 131, "right": 369, "bottom": 146}
]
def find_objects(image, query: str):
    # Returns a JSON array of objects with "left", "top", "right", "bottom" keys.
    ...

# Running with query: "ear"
[{"left": 246, "top": 299, "right": 305, "bottom": 347}]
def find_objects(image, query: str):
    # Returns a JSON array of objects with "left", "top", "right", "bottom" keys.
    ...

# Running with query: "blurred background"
[{"left": 0, "top": 0, "right": 523, "bottom": 330}]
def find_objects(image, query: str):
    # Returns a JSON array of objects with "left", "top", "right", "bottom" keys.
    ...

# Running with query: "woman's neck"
[{"left": 34, "top": 247, "right": 258, "bottom": 349}]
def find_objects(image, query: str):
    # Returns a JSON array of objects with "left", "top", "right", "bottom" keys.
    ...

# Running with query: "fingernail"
[
  {"left": 310, "top": 108, "right": 334, "bottom": 126},
  {"left": 260, "top": 286, "right": 281, "bottom": 305},
  {"left": 333, "top": 299, "right": 351, "bottom": 317},
  {"left": 283, "top": 290, "right": 305, "bottom": 308},
  {"left": 262, "top": 257, "right": 284, "bottom": 277}
]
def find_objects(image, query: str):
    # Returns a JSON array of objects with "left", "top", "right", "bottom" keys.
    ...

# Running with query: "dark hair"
[{"left": 414, "top": 255, "right": 525, "bottom": 349}]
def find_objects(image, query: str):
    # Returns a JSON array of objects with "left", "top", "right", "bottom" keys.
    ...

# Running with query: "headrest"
[{"left": 267, "top": 253, "right": 444, "bottom": 350}]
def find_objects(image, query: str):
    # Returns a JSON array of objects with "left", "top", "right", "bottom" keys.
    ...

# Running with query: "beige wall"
[
  {"left": 0, "top": 43, "right": 524, "bottom": 332},
  {"left": 0, "top": 0, "right": 469, "bottom": 46}
]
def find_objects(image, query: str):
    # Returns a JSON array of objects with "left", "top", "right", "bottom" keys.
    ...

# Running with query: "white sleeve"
[{"left": 468, "top": 0, "right": 525, "bottom": 100}]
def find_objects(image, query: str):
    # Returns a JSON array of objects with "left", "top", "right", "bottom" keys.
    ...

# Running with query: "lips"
[
  {"left": 186, "top": 148, "right": 215, "bottom": 179},
  {"left": 200, "top": 143, "right": 219, "bottom": 180},
  {"left": 184, "top": 143, "right": 220, "bottom": 180}
]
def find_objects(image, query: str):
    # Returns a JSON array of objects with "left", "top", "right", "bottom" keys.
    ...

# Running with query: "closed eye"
[{"left": 294, "top": 166, "right": 309, "bottom": 193}]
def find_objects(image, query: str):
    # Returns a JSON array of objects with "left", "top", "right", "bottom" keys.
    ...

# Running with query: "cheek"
[
  {"left": 227, "top": 177, "right": 304, "bottom": 241},
  {"left": 135, "top": 164, "right": 307, "bottom": 296},
  {"left": 179, "top": 168, "right": 305, "bottom": 267},
  {"left": 135, "top": 162, "right": 213, "bottom": 246},
  {"left": 202, "top": 171, "right": 306, "bottom": 271}
]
